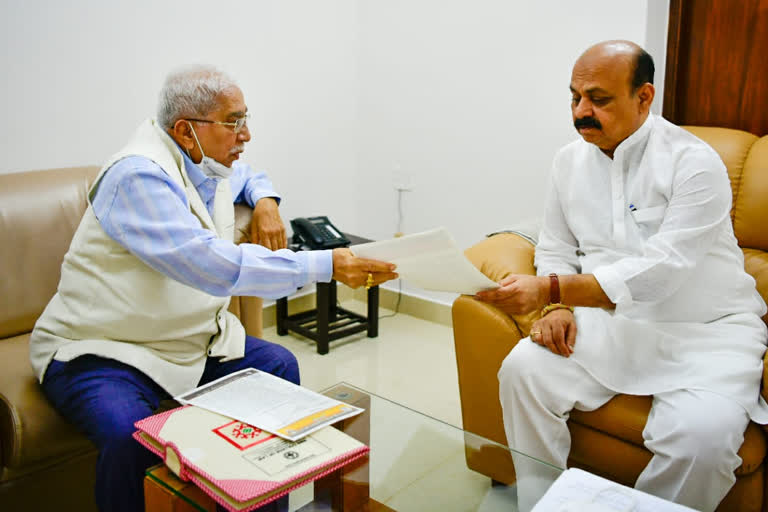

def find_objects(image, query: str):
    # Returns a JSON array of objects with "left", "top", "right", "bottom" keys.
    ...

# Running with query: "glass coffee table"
[{"left": 144, "top": 383, "right": 563, "bottom": 511}]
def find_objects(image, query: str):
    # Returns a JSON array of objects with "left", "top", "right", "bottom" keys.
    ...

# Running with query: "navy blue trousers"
[{"left": 42, "top": 336, "right": 298, "bottom": 512}]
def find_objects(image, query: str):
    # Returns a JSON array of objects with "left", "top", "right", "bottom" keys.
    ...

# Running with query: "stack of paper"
[
  {"left": 175, "top": 368, "right": 363, "bottom": 441},
  {"left": 351, "top": 227, "right": 498, "bottom": 295},
  {"left": 532, "top": 468, "right": 699, "bottom": 511}
]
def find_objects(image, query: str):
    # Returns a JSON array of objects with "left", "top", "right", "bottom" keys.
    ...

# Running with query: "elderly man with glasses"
[{"left": 29, "top": 66, "right": 397, "bottom": 512}]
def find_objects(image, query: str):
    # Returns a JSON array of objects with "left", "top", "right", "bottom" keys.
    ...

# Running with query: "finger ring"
[
  {"left": 530, "top": 330, "right": 541, "bottom": 338},
  {"left": 365, "top": 273, "right": 374, "bottom": 290}
]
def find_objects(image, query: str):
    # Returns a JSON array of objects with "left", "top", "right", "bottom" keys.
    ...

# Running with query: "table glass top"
[{"left": 144, "top": 382, "right": 564, "bottom": 511}]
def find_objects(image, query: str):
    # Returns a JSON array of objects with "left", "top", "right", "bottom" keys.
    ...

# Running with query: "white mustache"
[{"left": 230, "top": 145, "right": 245, "bottom": 155}]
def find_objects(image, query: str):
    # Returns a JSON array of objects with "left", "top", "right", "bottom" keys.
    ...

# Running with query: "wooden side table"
[{"left": 276, "top": 234, "right": 380, "bottom": 355}]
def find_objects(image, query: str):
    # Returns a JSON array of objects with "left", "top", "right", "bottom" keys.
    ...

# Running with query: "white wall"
[
  {"left": 0, "top": 0, "right": 360, "bottom": 230},
  {"left": 2, "top": 1, "right": 667, "bottom": 298},
  {"left": 354, "top": 1, "right": 653, "bottom": 250}
]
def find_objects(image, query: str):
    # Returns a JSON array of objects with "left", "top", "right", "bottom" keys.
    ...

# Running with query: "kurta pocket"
[{"left": 631, "top": 205, "right": 666, "bottom": 237}]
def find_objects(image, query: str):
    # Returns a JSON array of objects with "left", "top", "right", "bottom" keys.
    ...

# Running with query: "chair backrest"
[
  {"left": 683, "top": 126, "right": 768, "bottom": 252},
  {"left": 0, "top": 167, "right": 100, "bottom": 339}
]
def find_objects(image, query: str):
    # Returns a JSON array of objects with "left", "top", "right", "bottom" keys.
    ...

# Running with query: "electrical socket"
[{"left": 392, "top": 164, "right": 414, "bottom": 191}]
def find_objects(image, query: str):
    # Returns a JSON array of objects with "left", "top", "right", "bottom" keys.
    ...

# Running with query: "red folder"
[{"left": 134, "top": 405, "right": 369, "bottom": 511}]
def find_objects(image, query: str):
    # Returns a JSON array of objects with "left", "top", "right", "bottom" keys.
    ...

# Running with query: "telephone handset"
[{"left": 290, "top": 216, "right": 351, "bottom": 250}]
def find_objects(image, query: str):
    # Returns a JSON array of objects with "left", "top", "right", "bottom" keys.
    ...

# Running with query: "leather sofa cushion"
[
  {"left": 0, "top": 334, "right": 94, "bottom": 475},
  {"left": 0, "top": 167, "right": 99, "bottom": 339},
  {"left": 735, "top": 136, "right": 768, "bottom": 252},
  {"left": 743, "top": 248, "right": 768, "bottom": 327},
  {"left": 570, "top": 394, "right": 766, "bottom": 476}
]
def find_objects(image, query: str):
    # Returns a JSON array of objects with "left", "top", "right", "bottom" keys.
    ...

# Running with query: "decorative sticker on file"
[{"left": 213, "top": 420, "right": 276, "bottom": 450}]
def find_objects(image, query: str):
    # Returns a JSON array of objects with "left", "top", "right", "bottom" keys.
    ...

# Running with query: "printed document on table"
[
  {"left": 175, "top": 368, "right": 363, "bottom": 442},
  {"left": 351, "top": 227, "right": 499, "bottom": 295},
  {"left": 532, "top": 468, "right": 698, "bottom": 511}
]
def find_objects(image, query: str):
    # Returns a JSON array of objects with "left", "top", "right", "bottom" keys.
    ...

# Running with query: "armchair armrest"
[
  {"left": 234, "top": 203, "right": 255, "bottom": 245},
  {"left": 452, "top": 233, "right": 540, "bottom": 446},
  {"left": 464, "top": 233, "right": 539, "bottom": 336},
  {"left": 742, "top": 249, "right": 768, "bottom": 411}
]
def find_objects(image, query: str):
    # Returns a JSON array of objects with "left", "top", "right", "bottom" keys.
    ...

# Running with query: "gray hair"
[{"left": 156, "top": 65, "right": 238, "bottom": 130}]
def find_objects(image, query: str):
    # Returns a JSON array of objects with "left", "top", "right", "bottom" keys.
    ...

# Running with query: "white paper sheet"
[
  {"left": 532, "top": 468, "right": 698, "bottom": 512},
  {"left": 175, "top": 368, "right": 363, "bottom": 441},
  {"left": 351, "top": 227, "right": 498, "bottom": 295}
]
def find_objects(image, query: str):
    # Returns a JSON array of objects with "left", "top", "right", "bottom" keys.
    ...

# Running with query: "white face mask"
[{"left": 187, "top": 122, "right": 234, "bottom": 179}]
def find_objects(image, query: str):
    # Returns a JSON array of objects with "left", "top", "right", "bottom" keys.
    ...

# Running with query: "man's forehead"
[{"left": 571, "top": 64, "right": 630, "bottom": 94}]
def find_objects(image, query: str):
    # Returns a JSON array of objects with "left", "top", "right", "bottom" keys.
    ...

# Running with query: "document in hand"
[
  {"left": 175, "top": 368, "right": 364, "bottom": 441},
  {"left": 134, "top": 405, "right": 369, "bottom": 512},
  {"left": 531, "top": 468, "right": 698, "bottom": 511},
  {"left": 351, "top": 227, "right": 499, "bottom": 294}
]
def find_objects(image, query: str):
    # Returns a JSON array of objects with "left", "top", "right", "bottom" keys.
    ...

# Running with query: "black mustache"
[{"left": 574, "top": 117, "right": 602, "bottom": 130}]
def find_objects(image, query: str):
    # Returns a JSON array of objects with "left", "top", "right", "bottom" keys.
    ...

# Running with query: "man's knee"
[
  {"left": 684, "top": 416, "right": 743, "bottom": 462},
  {"left": 93, "top": 405, "right": 152, "bottom": 450},
  {"left": 498, "top": 340, "right": 547, "bottom": 391},
  {"left": 241, "top": 337, "right": 301, "bottom": 384},
  {"left": 648, "top": 397, "right": 746, "bottom": 471}
]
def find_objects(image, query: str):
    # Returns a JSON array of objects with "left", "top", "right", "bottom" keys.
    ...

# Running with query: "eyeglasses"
[{"left": 186, "top": 113, "right": 249, "bottom": 133}]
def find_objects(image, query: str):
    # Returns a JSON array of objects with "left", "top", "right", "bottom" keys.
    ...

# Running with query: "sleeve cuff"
[
  {"left": 250, "top": 193, "right": 281, "bottom": 208},
  {"left": 592, "top": 265, "right": 633, "bottom": 311},
  {"left": 296, "top": 249, "right": 333, "bottom": 286}
]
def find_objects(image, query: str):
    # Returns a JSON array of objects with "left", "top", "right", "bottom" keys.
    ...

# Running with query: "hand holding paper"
[
  {"left": 475, "top": 273, "right": 548, "bottom": 314},
  {"left": 331, "top": 248, "right": 398, "bottom": 289},
  {"left": 350, "top": 227, "right": 499, "bottom": 295}
]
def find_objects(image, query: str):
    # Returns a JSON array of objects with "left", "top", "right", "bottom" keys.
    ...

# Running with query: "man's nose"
[
  {"left": 573, "top": 98, "right": 593, "bottom": 118},
  {"left": 238, "top": 124, "right": 251, "bottom": 143}
]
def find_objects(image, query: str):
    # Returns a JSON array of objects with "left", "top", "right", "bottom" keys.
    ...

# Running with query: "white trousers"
[{"left": 498, "top": 338, "right": 749, "bottom": 512}]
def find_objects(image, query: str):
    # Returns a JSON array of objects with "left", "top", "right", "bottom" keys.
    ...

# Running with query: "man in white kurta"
[{"left": 477, "top": 41, "right": 768, "bottom": 512}]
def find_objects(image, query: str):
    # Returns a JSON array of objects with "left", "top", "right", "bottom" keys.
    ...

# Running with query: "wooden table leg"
[
  {"left": 276, "top": 297, "right": 288, "bottom": 336},
  {"left": 366, "top": 286, "right": 379, "bottom": 338},
  {"left": 316, "top": 282, "right": 331, "bottom": 354}
]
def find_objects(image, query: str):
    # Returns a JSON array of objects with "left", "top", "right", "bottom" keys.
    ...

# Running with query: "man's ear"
[
  {"left": 169, "top": 119, "right": 196, "bottom": 152},
  {"left": 636, "top": 83, "right": 655, "bottom": 113}
]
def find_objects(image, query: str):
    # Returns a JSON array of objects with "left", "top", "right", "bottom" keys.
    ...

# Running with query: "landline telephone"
[{"left": 290, "top": 216, "right": 351, "bottom": 250}]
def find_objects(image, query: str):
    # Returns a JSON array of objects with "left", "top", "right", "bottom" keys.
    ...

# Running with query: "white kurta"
[{"left": 535, "top": 114, "right": 768, "bottom": 423}]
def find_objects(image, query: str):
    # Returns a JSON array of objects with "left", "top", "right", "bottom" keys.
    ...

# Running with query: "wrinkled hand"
[
  {"left": 251, "top": 198, "right": 287, "bottom": 250},
  {"left": 475, "top": 274, "right": 548, "bottom": 315},
  {"left": 332, "top": 248, "right": 398, "bottom": 288},
  {"left": 529, "top": 309, "right": 577, "bottom": 357}
]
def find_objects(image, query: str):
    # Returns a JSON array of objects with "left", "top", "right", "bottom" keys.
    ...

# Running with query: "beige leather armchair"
[
  {"left": 0, "top": 166, "right": 263, "bottom": 510},
  {"left": 453, "top": 126, "right": 768, "bottom": 512}
]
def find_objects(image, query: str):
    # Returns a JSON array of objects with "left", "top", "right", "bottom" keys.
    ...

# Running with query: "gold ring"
[
  {"left": 530, "top": 330, "right": 541, "bottom": 338},
  {"left": 365, "top": 273, "right": 374, "bottom": 290}
]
